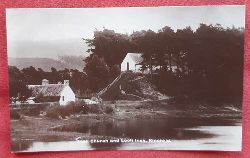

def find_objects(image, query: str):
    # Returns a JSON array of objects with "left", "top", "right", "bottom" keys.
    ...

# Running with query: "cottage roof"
[
  {"left": 126, "top": 53, "right": 143, "bottom": 64},
  {"left": 28, "top": 84, "right": 66, "bottom": 97}
]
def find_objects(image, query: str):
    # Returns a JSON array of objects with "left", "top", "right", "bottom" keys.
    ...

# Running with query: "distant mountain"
[{"left": 8, "top": 56, "right": 85, "bottom": 71}]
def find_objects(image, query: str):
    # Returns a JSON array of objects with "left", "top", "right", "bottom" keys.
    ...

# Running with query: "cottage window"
[{"left": 62, "top": 96, "right": 64, "bottom": 101}]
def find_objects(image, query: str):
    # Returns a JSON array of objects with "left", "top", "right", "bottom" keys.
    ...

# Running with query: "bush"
[
  {"left": 10, "top": 103, "right": 49, "bottom": 117},
  {"left": 45, "top": 101, "right": 86, "bottom": 119},
  {"left": 167, "top": 95, "right": 195, "bottom": 104},
  {"left": 82, "top": 103, "right": 114, "bottom": 114},
  {"left": 60, "top": 104, "right": 74, "bottom": 117},
  {"left": 10, "top": 110, "right": 21, "bottom": 120},
  {"left": 22, "top": 106, "right": 44, "bottom": 116},
  {"left": 46, "top": 106, "right": 61, "bottom": 119},
  {"left": 71, "top": 100, "right": 86, "bottom": 113},
  {"left": 83, "top": 104, "right": 104, "bottom": 114},
  {"left": 104, "top": 106, "right": 114, "bottom": 114},
  {"left": 45, "top": 101, "right": 114, "bottom": 119}
]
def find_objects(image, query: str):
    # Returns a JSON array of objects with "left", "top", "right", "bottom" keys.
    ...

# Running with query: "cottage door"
[{"left": 127, "top": 62, "right": 129, "bottom": 71}]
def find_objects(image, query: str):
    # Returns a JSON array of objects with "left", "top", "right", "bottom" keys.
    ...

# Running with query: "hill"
[
  {"left": 98, "top": 72, "right": 169, "bottom": 101},
  {"left": 8, "top": 56, "right": 85, "bottom": 71}
]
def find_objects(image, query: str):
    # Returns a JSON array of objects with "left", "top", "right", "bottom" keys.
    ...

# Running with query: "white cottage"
[
  {"left": 121, "top": 53, "right": 143, "bottom": 72},
  {"left": 27, "top": 79, "right": 75, "bottom": 106}
]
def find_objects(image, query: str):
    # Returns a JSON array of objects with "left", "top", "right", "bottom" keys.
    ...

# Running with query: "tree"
[
  {"left": 9, "top": 66, "right": 32, "bottom": 102},
  {"left": 174, "top": 27, "right": 195, "bottom": 75},
  {"left": 110, "top": 65, "right": 121, "bottom": 80},
  {"left": 158, "top": 26, "right": 176, "bottom": 72},
  {"left": 82, "top": 24, "right": 244, "bottom": 104},
  {"left": 69, "top": 69, "right": 88, "bottom": 95},
  {"left": 21, "top": 66, "right": 40, "bottom": 84},
  {"left": 84, "top": 29, "right": 132, "bottom": 67},
  {"left": 84, "top": 54, "right": 110, "bottom": 91}
]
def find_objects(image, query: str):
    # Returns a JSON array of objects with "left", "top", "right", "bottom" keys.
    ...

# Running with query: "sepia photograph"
[{"left": 6, "top": 5, "right": 245, "bottom": 152}]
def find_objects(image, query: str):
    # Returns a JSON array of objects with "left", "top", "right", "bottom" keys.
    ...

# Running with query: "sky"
[{"left": 6, "top": 5, "right": 245, "bottom": 59}]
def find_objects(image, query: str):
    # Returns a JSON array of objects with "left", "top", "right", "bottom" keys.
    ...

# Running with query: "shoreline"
[{"left": 10, "top": 100, "right": 242, "bottom": 152}]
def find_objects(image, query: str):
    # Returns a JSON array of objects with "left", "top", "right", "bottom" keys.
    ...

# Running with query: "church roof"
[{"left": 126, "top": 53, "right": 143, "bottom": 64}]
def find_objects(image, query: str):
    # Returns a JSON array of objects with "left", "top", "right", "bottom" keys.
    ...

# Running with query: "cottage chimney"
[
  {"left": 42, "top": 79, "right": 49, "bottom": 85},
  {"left": 64, "top": 80, "right": 69, "bottom": 86}
]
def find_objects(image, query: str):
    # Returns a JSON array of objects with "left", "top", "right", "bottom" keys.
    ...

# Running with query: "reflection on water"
[
  {"left": 12, "top": 117, "right": 242, "bottom": 152},
  {"left": 53, "top": 117, "right": 236, "bottom": 140}
]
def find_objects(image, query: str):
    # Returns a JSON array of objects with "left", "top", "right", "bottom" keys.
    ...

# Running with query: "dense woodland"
[{"left": 9, "top": 23, "right": 244, "bottom": 105}]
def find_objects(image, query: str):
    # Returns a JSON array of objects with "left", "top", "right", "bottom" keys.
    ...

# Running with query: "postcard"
[{"left": 6, "top": 5, "right": 245, "bottom": 152}]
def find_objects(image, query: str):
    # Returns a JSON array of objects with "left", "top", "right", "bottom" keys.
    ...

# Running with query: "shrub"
[
  {"left": 83, "top": 104, "right": 104, "bottom": 114},
  {"left": 45, "top": 101, "right": 86, "bottom": 119},
  {"left": 104, "top": 106, "right": 114, "bottom": 114},
  {"left": 45, "top": 101, "right": 114, "bottom": 119},
  {"left": 11, "top": 103, "right": 49, "bottom": 117},
  {"left": 167, "top": 95, "right": 195, "bottom": 104},
  {"left": 10, "top": 110, "right": 21, "bottom": 120},
  {"left": 22, "top": 106, "right": 43, "bottom": 116},
  {"left": 71, "top": 100, "right": 86, "bottom": 113},
  {"left": 60, "top": 104, "right": 74, "bottom": 117},
  {"left": 46, "top": 106, "right": 61, "bottom": 119},
  {"left": 82, "top": 104, "right": 114, "bottom": 114}
]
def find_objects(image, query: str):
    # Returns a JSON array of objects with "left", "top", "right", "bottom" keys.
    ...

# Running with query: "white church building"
[
  {"left": 27, "top": 79, "right": 76, "bottom": 106},
  {"left": 120, "top": 53, "right": 179, "bottom": 73},
  {"left": 120, "top": 53, "right": 143, "bottom": 72}
]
